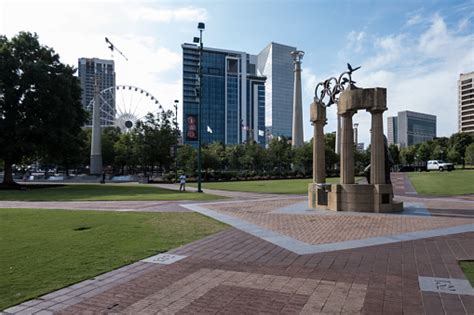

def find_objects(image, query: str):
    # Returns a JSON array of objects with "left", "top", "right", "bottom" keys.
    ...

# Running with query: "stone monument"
[
  {"left": 90, "top": 79, "right": 103, "bottom": 175},
  {"left": 308, "top": 64, "right": 403, "bottom": 213},
  {"left": 290, "top": 50, "right": 305, "bottom": 148}
]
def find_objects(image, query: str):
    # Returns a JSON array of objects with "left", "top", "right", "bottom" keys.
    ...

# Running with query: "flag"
[
  {"left": 258, "top": 129, "right": 265, "bottom": 137},
  {"left": 207, "top": 126, "right": 213, "bottom": 133}
]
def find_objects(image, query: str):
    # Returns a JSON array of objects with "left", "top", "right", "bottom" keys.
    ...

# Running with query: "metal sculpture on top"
[{"left": 314, "top": 63, "right": 361, "bottom": 107}]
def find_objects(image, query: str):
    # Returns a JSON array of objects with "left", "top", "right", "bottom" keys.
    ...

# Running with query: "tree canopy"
[{"left": 0, "top": 32, "right": 86, "bottom": 185}]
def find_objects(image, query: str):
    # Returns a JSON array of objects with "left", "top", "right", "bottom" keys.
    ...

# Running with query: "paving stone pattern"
[
  {"left": 3, "top": 174, "right": 474, "bottom": 314},
  {"left": 4, "top": 228, "right": 472, "bottom": 314},
  {"left": 206, "top": 199, "right": 474, "bottom": 245}
]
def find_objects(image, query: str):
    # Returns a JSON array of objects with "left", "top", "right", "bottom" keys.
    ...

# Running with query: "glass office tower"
[
  {"left": 257, "top": 42, "right": 296, "bottom": 139},
  {"left": 182, "top": 44, "right": 266, "bottom": 147},
  {"left": 387, "top": 111, "right": 436, "bottom": 147}
]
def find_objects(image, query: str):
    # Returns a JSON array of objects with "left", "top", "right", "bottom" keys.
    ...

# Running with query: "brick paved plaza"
[{"left": 3, "top": 173, "right": 474, "bottom": 314}]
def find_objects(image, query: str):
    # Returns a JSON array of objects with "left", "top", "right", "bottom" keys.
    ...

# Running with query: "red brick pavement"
[
  {"left": 4, "top": 174, "right": 474, "bottom": 314},
  {"left": 23, "top": 227, "right": 469, "bottom": 314}
]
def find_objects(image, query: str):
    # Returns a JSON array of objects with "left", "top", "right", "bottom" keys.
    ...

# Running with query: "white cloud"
[
  {"left": 303, "top": 13, "right": 474, "bottom": 146},
  {"left": 346, "top": 31, "right": 366, "bottom": 53},
  {"left": 0, "top": 1, "right": 206, "bottom": 127},
  {"left": 129, "top": 6, "right": 208, "bottom": 23},
  {"left": 406, "top": 14, "right": 423, "bottom": 26}
]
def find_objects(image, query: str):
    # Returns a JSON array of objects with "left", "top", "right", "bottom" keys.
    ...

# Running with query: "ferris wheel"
[{"left": 87, "top": 85, "right": 162, "bottom": 132}]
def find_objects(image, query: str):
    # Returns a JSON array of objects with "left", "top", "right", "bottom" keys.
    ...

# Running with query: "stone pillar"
[
  {"left": 340, "top": 111, "right": 355, "bottom": 184},
  {"left": 353, "top": 123, "right": 359, "bottom": 147},
  {"left": 90, "top": 80, "right": 103, "bottom": 175},
  {"left": 370, "top": 110, "right": 385, "bottom": 184},
  {"left": 335, "top": 115, "right": 341, "bottom": 154},
  {"left": 290, "top": 50, "right": 304, "bottom": 148},
  {"left": 311, "top": 102, "right": 326, "bottom": 183}
]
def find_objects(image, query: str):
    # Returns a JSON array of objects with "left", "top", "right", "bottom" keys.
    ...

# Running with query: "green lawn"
[
  {"left": 0, "top": 184, "right": 221, "bottom": 201},
  {"left": 0, "top": 208, "right": 227, "bottom": 309},
  {"left": 189, "top": 177, "right": 346, "bottom": 194},
  {"left": 460, "top": 261, "right": 474, "bottom": 286},
  {"left": 407, "top": 170, "right": 474, "bottom": 196}
]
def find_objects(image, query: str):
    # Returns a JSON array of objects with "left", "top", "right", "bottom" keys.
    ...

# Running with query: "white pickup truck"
[{"left": 427, "top": 160, "right": 454, "bottom": 172}]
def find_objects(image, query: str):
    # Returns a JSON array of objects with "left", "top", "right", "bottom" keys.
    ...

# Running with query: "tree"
[
  {"left": 293, "top": 142, "right": 312, "bottom": 175},
  {"left": 225, "top": 145, "right": 245, "bottom": 171},
  {"left": 465, "top": 143, "right": 474, "bottom": 166},
  {"left": 448, "top": 133, "right": 473, "bottom": 166},
  {"left": 101, "top": 127, "right": 121, "bottom": 169},
  {"left": 416, "top": 142, "right": 431, "bottom": 162},
  {"left": 400, "top": 146, "right": 416, "bottom": 164},
  {"left": 267, "top": 137, "right": 292, "bottom": 173},
  {"left": 177, "top": 144, "right": 197, "bottom": 175},
  {"left": 388, "top": 144, "right": 400, "bottom": 165},
  {"left": 134, "top": 111, "right": 178, "bottom": 176},
  {"left": 0, "top": 32, "right": 86, "bottom": 185},
  {"left": 114, "top": 132, "right": 137, "bottom": 175}
]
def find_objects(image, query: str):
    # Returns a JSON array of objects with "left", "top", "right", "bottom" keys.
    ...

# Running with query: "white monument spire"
[{"left": 290, "top": 50, "right": 305, "bottom": 148}]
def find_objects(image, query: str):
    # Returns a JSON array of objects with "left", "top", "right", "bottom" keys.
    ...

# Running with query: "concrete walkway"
[
  {"left": 3, "top": 174, "right": 474, "bottom": 314},
  {"left": 151, "top": 182, "right": 294, "bottom": 199}
]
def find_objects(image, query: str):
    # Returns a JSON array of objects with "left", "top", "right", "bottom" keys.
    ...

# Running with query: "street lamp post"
[
  {"left": 174, "top": 99, "right": 179, "bottom": 183},
  {"left": 193, "top": 22, "right": 205, "bottom": 193}
]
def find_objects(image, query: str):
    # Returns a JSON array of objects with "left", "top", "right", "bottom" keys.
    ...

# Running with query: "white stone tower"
[
  {"left": 90, "top": 79, "right": 103, "bottom": 175},
  {"left": 290, "top": 50, "right": 304, "bottom": 148}
]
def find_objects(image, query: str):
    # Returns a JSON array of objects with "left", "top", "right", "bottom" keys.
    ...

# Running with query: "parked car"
[{"left": 427, "top": 160, "right": 454, "bottom": 172}]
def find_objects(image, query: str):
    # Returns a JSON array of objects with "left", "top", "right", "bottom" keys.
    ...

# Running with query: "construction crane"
[{"left": 105, "top": 37, "right": 128, "bottom": 61}]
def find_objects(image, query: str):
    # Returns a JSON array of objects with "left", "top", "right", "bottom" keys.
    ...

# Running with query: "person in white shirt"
[{"left": 179, "top": 174, "right": 187, "bottom": 192}]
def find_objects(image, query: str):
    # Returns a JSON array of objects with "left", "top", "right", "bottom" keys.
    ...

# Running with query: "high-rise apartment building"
[
  {"left": 257, "top": 42, "right": 296, "bottom": 139},
  {"left": 78, "top": 58, "right": 115, "bottom": 126},
  {"left": 182, "top": 44, "right": 266, "bottom": 147},
  {"left": 387, "top": 116, "right": 398, "bottom": 145},
  {"left": 458, "top": 71, "right": 474, "bottom": 134},
  {"left": 387, "top": 111, "right": 436, "bottom": 148}
]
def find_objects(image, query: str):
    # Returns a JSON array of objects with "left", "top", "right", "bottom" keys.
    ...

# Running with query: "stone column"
[
  {"left": 340, "top": 111, "right": 355, "bottom": 184},
  {"left": 335, "top": 115, "right": 341, "bottom": 154},
  {"left": 311, "top": 102, "right": 326, "bottom": 183},
  {"left": 90, "top": 79, "right": 103, "bottom": 175},
  {"left": 370, "top": 110, "right": 385, "bottom": 184},
  {"left": 290, "top": 50, "right": 304, "bottom": 148}
]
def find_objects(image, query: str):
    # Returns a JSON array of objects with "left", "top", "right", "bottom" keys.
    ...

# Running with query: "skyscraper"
[
  {"left": 257, "top": 42, "right": 296, "bottom": 139},
  {"left": 387, "top": 111, "right": 436, "bottom": 147},
  {"left": 458, "top": 71, "right": 474, "bottom": 134},
  {"left": 182, "top": 44, "right": 266, "bottom": 147},
  {"left": 386, "top": 116, "right": 398, "bottom": 145},
  {"left": 78, "top": 58, "right": 115, "bottom": 126}
]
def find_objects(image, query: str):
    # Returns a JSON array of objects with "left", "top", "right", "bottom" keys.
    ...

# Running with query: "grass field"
[
  {"left": 0, "top": 184, "right": 221, "bottom": 201},
  {"left": 0, "top": 208, "right": 227, "bottom": 309},
  {"left": 460, "top": 261, "right": 474, "bottom": 286},
  {"left": 189, "top": 177, "right": 347, "bottom": 194},
  {"left": 407, "top": 170, "right": 474, "bottom": 196}
]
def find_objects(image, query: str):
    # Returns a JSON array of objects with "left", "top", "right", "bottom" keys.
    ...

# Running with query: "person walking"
[{"left": 179, "top": 174, "right": 187, "bottom": 192}]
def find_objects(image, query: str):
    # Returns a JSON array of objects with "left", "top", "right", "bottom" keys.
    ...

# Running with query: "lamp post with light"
[
  {"left": 174, "top": 99, "right": 179, "bottom": 183},
  {"left": 193, "top": 22, "right": 205, "bottom": 193}
]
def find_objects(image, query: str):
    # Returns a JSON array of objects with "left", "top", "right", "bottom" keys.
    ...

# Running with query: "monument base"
[
  {"left": 90, "top": 155, "right": 103, "bottom": 175},
  {"left": 308, "top": 183, "right": 403, "bottom": 213}
]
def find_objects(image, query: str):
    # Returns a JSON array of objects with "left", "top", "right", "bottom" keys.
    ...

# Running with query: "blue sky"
[{"left": 1, "top": 0, "right": 473, "bottom": 145}]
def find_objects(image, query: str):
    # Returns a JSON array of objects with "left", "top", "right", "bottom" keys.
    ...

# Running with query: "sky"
[{"left": 1, "top": 0, "right": 473, "bottom": 146}]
